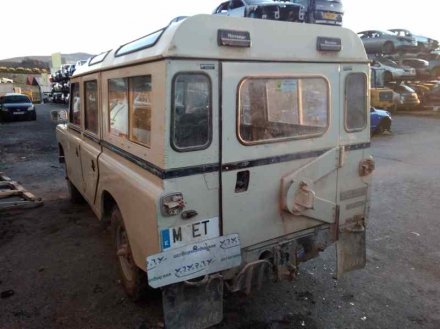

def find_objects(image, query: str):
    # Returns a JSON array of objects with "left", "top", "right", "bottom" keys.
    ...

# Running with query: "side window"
[
  {"left": 129, "top": 76, "right": 152, "bottom": 146},
  {"left": 70, "top": 83, "right": 81, "bottom": 126},
  {"left": 84, "top": 80, "right": 98, "bottom": 134},
  {"left": 108, "top": 78, "right": 128, "bottom": 137},
  {"left": 171, "top": 73, "right": 211, "bottom": 151},
  {"left": 238, "top": 77, "right": 328, "bottom": 144},
  {"left": 345, "top": 73, "right": 367, "bottom": 131}
]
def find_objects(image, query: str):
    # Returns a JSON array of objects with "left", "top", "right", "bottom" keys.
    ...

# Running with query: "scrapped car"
[
  {"left": 53, "top": 14, "right": 372, "bottom": 329},
  {"left": 358, "top": 30, "right": 418, "bottom": 54},
  {"left": 0, "top": 93, "right": 36, "bottom": 122},
  {"left": 370, "top": 107, "right": 391, "bottom": 135},
  {"left": 388, "top": 29, "right": 439, "bottom": 52},
  {"left": 370, "top": 67, "right": 394, "bottom": 110},
  {"left": 387, "top": 83, "right": 421, "bottom": 110},
  {"left": 371, "top": 57, "right": 416, "bottom": 82},
  {"left": 423, "top": 85, "right": 440, "bottom": 105},
  {"left": 399, "top": 58, "right": 430, "bottom": 80},
  {"left": 418, "top": 53, "right": 440, "bottom": 78},
  {"left": 290, "top": 0, "right": 343, "bottom": 26},
  {"left": 213, "top": 0, "right": 305, "bottom": 22}
]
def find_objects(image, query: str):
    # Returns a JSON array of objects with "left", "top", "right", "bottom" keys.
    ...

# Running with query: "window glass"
[
  {"left": 85, "top": 80, "right": 98, "bottom": 134},
  {"left": 89, "top": 51, "right": 109, "bottom": 66},
  {"left": 108, "top": 78, "right": 128, "bottom": 137},
  {"left": 239, "top": 77, "right": 328, "bottom": 143},
  {"left": 172, "top": 74, "right": 211, "bottom": 151},
  {"left": 345, "top": 73, "right": 367, "bottom": 131},
  {"left": 116, "top": 29, "right": 164, "bottom": 56},
  {"left": 70, "top": 83, "right": 81, "bottom": 126},
  {"left": 129, "top": 76, "right": 152, "bottom": 146}
]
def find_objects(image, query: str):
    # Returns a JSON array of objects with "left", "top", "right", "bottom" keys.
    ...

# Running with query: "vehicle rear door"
[
  {"left": 79, "top": 75, "right": 101, "bottom": 205},
  {"left": 65, "top": 82, "right": 84, "bottom": 192},
  {"left": 220, "top": 62, "right": 340, "bottom": 248},
  {"left": 336, "top": 65, "right": 371, "bottom": 276}
]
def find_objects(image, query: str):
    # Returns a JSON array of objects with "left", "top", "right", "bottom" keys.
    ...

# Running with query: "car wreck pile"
[{"left": 358, "top": 28, "right": 440, "bottom": 111}]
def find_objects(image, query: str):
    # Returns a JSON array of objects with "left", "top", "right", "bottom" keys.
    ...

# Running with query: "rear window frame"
[
  {"left": 344, "top": 72, "right": 368, "bottom": 133},
  {"left": 4, "top": 95, "right": 32, "bottom": 104},
  {"left": 170, "top": 72, "right": 213, "bottom": 153},
  {"left": 236, "top": 75, "right": 330, "bottom": 146}
]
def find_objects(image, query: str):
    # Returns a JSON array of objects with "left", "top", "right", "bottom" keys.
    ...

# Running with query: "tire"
[
  {"left": 111, "top": 206, "right": 148, "bottom": 301},
  {"left": 433, "top": 67, "right": 440, "bottom": 79},
  {"left": 67, "top": 179, "right": 85, "bottom": 204},
  {"left": 29, "top": 112, "right": 37, "bottom": 121},
  {"left": 384, "top": 71, "right": 393, "bottom": 83},
  {"left": 382, "top": 42, "right": 395, "bottom": 54},
  {"left": 375, "top": 119, "right": 391, "bottom": 135},
  {"left": 375, "top": 121, "right": 385, "bottom": 135}
]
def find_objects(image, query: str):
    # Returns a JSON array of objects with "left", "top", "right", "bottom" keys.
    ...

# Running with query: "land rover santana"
[{"left": 55, "top": 14, "right": 373, "bottom": 329}]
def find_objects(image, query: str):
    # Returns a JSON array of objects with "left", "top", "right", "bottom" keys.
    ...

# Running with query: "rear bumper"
[
  {"left": 223, "top": 224, "right": 334, "bottom": 292},
  {"left": 0, "top": 109, "right": 35, "bottom": 121}
]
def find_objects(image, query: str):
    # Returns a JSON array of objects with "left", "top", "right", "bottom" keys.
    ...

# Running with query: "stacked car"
[{"left": 358, "top": 28, "right": 440, "bottom": 110}]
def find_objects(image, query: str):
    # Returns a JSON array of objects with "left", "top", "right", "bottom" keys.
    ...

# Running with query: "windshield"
[
  {"left": 4, "top": 95, "right": 31, "bottom": 103},
  {"left": 245, "top": 0, "right": 278, "bottom": 4}
]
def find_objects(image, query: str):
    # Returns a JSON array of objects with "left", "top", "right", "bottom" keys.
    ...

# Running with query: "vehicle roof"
[
  {"left": 74, "top": 14, "right": 367, "bottom": 77},
  {"left": 388, "top": 28, "right": 410, "bottom": 32}
]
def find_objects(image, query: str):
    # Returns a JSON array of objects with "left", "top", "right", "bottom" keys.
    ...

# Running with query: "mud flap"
[
  {"left": 336, "top": 220, "right": 366, "bottom": 278},
  {"left": 162, "top": 275, "right": 223, "bottom": 329}
]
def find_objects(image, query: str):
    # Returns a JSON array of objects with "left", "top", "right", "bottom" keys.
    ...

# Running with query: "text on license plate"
[
  {"left": 160, "top": 217, "right": 219, "bottom": 250},
  {"left": 13, "top": 112, "right": 25, "bottom": 115},
  {"left": 323, "top": 12, "right": 337, "bottom": 19}
]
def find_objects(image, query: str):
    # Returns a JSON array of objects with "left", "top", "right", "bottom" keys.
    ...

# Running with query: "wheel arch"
[
  {"left": 101, "top": 189, "right": 117, "bottom": 224},
  {"left": 58, "top": 143, "right": 65, "bottom": 164}
]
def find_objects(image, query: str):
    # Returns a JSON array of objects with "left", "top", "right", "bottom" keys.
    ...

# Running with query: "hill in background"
[{"left": 0, "top": 53, "right": 93, "bottom": 69}]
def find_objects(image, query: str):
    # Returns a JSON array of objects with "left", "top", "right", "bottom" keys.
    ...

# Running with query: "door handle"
[
  {"left": 91, "top": 160, "right": 96, "bottom": 172},
  {"left": 75, "top": 148, "right": 79, "bottom": 157}
]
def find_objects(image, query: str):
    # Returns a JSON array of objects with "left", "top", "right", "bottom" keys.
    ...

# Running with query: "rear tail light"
[{"left": 160, "top": 192, "right": 185, "bottom": 216}]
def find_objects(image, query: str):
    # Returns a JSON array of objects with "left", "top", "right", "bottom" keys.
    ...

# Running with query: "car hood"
[{"left": 373, "top": 108, "right": 391, "bottom": 117}]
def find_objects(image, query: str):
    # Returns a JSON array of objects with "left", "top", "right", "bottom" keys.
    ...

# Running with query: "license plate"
[
  {"left": 323, "top": 12, "right": 337, "bottom": 20},
  {"left": 13, "top": 112, "right": 25, "bottom": 115},
  {"left": 147, "top": 233, "right": 242, "bottom": 288},
  {"left": 160, "top": 217, "right": 219, "bottom": 250}
]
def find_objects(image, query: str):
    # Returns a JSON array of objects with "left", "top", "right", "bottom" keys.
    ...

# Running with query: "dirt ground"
[{"left": 1, "top": 104, "right": 440, "bottom": 329}]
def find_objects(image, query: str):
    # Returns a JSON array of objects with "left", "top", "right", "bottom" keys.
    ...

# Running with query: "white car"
[
  {"left": 371, "top": 57, "right": 416, "bottom": 82},
  {"left": 213, "top": 0, "right": 305, "bottom": 22}
]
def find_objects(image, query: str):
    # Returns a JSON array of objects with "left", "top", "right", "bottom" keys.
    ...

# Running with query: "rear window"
[
  {"left": 238, "top": 77, "right": 329, "bottom": 144},
  {"left": 4, "top": 95, "right": 31, "bottom": 103},
  {"left": 171, "top": 73, "right": 211, "bottom": 151},
  {"left": 345, "top": 73, "right": 367, "bottom": 131}
]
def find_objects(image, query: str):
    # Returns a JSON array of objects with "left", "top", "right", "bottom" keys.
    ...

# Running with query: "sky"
[{"left": 1, "top": 0, "right": 439, "bottom": 60}]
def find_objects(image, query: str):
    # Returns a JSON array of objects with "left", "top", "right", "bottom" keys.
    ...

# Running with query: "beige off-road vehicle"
[{"left": 55, "top": 14, "right": 373, "bottom": 329}]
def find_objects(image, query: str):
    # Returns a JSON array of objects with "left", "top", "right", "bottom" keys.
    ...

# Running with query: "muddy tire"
[
  {"left": 111, "top": 206, "right": 148, "bottom": 301},
  {"left": 67, "top": 179, "right": 85, "bottom": 204}
]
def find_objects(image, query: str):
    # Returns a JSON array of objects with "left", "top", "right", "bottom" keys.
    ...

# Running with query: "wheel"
[
  {"left": 384, "top": 71, "right": 393, "bottom": 83},
  {"left": 375, "top": 118, "right": 391, "bottom": 135},
  {"left": 375, "top": 121, "right": 385, "bottom": 135},
  {"left": 433, "top": 67, "right": 440, "bottom": 79},
  {"left": 29, "top": 112, "right": 37, "bottom": 121},
  {"left": 382, "top": 42, "right": 395, "bottom": 54},
  {"left": 111, "top": 206, "right": 148, "bottom": 301},
  {"left": 67, "top": 179, "right": 85, "bottom": 204}
]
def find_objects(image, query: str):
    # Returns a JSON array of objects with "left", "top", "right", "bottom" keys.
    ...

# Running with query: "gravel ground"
[{"left": 1, "top": 104, "right": 439, "bottom": 329}]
